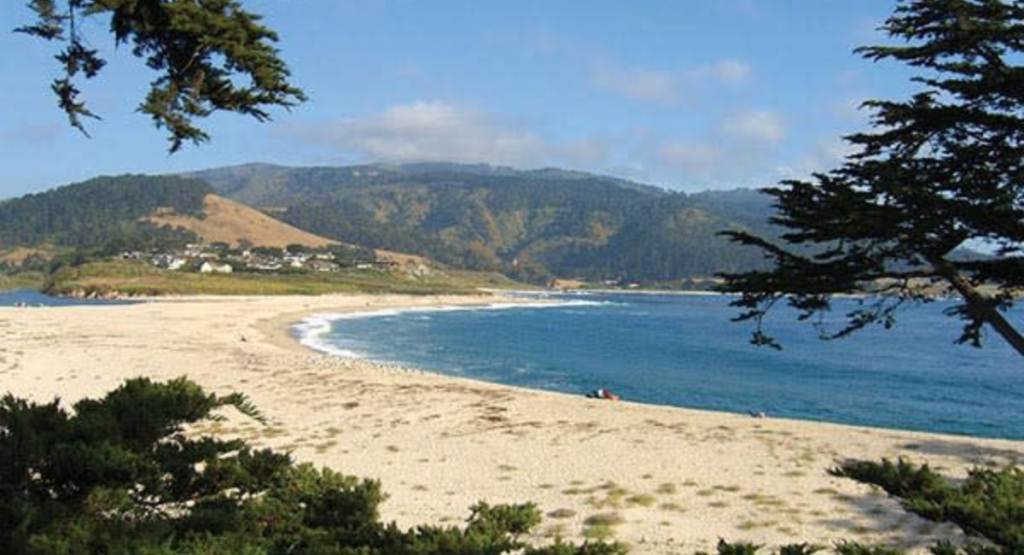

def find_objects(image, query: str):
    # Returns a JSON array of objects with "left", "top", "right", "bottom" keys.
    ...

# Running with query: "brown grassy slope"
[
  {"left": 145, "top": 194, "right": 432, "bottom": 267},
  {"left": 375, "top": 249, "right": 430, "bottom": 266},
  {"left": 0, "top": 247, "right": 52, "bottom": 265},
  {"left": 145, "top": 194, "right": 336, "bottom": 249}
]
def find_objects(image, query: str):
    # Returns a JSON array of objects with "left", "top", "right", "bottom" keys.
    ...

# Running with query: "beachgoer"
[{"left": 587, "top": 388, "right": 620, "bottom": 401}]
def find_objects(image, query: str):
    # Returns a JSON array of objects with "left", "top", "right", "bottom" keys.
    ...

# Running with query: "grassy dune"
[
  {"left": 44, "top": 260, "right": 522, "bottom": 297},
  {"left": 0, "top": 272, "right": 45, "bottom": 292}
]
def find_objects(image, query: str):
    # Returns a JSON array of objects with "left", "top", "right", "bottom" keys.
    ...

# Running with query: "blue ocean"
[
  {"left": 301, "top": 292, "right": 1021, "bottom": 440},
  {"left": 0, "top": 289, "right": 137, "bottom": 307}
]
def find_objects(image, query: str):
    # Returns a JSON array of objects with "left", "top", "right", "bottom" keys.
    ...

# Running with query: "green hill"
[
  {"left": 188, "top": 163, "right": 778, "bottom": 283},
  {"left": 0, "top": 174, "right": 211, "bottom": 251}
]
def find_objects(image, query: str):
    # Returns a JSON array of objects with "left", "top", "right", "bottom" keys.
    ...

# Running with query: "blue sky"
[{"left": 0, "top": 0, "right": 916, "bottom": 198}]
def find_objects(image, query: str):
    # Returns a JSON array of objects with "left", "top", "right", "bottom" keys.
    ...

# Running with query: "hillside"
[
  {"left": 0, "top": 174, "right": 436, "bottom": 275},
  {"left": 0, "top": 174, "right": 210, "bottom": 250},
  {"left": 181, "top": 162, "right": 669, "bottom": 206},
  {"left": 144, "top": 193, "right": 337, "bottom": 249},
  {"left": 143, "top": 193, "right": 427, "bottom": 266},
  {"left": 188, "top": 163, "right": 779, "bottom": 283}
]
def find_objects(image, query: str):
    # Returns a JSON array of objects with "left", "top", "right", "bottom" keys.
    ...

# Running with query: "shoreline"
[
  {"left": 280, "top": 293, "right": 1018, "bottom": 443},
  {"left": 2, "top": 292, "right": 1022, "bottom": 554}
]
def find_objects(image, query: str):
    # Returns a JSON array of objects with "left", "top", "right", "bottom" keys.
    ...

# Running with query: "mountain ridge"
[
  {"left": 185, "top": 162, "right": 778, "bottom": 283},
  {"left": 0, "top": 175, "right": 370, "bottom": 261},
  {"left": 0, "top": 164, "right": 780, "bottom": 284}
]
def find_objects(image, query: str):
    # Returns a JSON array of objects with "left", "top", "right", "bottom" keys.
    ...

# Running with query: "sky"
[{"left": 0, "top": 0, "right": 918, "bottom": 199}]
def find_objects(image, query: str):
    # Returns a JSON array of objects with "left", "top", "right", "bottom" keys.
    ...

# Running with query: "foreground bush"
[
  {"left": 0, "top": 378, "right": 619, "bottom": 555},
  {"left": 834, "top": 459, "right": 1022, "bottom": 555},
  {"left": 1, "top": 378, "right": 1015, "bottom": 555}
]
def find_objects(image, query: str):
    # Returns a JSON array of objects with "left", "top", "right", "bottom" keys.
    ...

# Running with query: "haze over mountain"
[{"left": 187, "top": 163, "right": 778, "bottom": 283}]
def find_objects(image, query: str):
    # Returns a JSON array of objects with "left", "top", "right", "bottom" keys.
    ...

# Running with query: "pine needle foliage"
[
  {"left": 17, "top": 0, "right": 306, "bottom": 151},
  {"left": 834, "top": 458, "right": 1022, "bottom": 554},
  {"left": 0, "top": 378, "right": 620, "bottom": 555},
  {"left": 719, "top": 0, "right": 1024, "bottom": 356}
]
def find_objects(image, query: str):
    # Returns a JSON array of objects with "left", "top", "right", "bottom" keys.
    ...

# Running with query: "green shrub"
[
  {"left": 834, "top": 459, "right": 1024, "bottom": 554},
  {"left": 699, "top": 539, "right": 762, "bottom": 555},
  {"left": 3, "top": 378, "right": 1019, "bottom": 555},
  {"left": 0, "top": 378, "right": 623, "bottom": 555},
  {"left": 525, "top": 539, "right": 629, "bottom": 555}
]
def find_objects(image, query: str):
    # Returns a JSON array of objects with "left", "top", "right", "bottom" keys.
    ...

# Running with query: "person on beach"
[{"left": 587, "top": 388, "right": 620, "bottom": 401}]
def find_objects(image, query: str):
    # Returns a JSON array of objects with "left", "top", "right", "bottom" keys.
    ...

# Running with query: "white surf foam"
[{"left": 292, "top": 298, "right": 612, "bottom": 358}]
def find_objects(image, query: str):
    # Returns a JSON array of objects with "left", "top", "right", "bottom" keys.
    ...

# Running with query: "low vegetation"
[
  {"left": 833, "top": 459, "right": 1022, "bottom": 555},
  {"left": 40, "top": 259, "right": 515, "bottom": 297},
  {"left": 0, "top": 378, "right": 617, "bottom": 555},
  {"left": 0, "top": 271, "right": 44, "bottom": 292},
  {"left": 1, "top": 379, "right": 1017, "bottom": 555}
]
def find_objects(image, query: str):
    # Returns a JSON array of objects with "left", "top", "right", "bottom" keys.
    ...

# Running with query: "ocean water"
[
  {"left": 303, "top": 293, "right": 1024, "bottom": 440},
  {"left": 0, "top": 289, "right": 138, "bottom": 307}
]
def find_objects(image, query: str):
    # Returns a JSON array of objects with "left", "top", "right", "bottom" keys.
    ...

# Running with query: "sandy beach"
[{"left": 1, "top": 293, "right": 1021, "bottom": 554}]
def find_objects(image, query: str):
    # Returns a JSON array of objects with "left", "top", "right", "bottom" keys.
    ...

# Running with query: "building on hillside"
[
  {"left": 284, "top": 253, "right": 311, "bottom": 268},
  {"left": 249, "top": 261, "right": 282, "bottom": 271},
  {"left": 308, "top": 260, "right": 340, "bottom": 273},
  {"left": 196, "top": 261, "right": 233, "bottom": 274},
  {"left": 153, "top": 254, "right": 188, "bottom": 271}
]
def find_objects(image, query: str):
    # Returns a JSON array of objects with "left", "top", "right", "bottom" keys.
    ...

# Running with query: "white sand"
[{"left": 1, "top": 293, "right": 1021, "bottom": 554}]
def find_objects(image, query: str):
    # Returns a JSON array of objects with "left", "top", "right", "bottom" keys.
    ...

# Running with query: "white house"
[
  {"left": 153, "top": 254, "right": 188, "bottom": 271},
  {"left": 197, "top": 261, "right": 233, "bottom": 274}
]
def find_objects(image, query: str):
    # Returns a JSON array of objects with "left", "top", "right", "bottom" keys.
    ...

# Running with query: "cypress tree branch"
[
  {"left": 720, "top": 0, "right": 1024, "bottom": 358},
  {"left": 16, "top": 0, "right": 306, "bottom": 151}
]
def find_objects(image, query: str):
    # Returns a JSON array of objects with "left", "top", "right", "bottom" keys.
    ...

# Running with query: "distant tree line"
[{"left": 0, "top": 175, "right": 210, "bottom": 250}]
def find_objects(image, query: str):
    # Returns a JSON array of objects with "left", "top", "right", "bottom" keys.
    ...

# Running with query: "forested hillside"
[
  {"left": 0, "top": 175, "right": 210, "bottom": 250},
  {"left": 190, "top": 163, "right": 778, "bottom": 283}
]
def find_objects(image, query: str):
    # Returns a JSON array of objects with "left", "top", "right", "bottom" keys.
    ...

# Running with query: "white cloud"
[
  {"left": 698, "top": 59, "right": 751, "bottom": 85},
  {"left": 558, "top": 138, "right": 610, "bottom": 167},
  {"left": 293, "top": 101, "right": 546, "bottom": 166},
  {"left": 592, "top": 58, "right": 750, "bottom": 103},
  {"left": 652, "top": 137, "right": 781, "bottom": 188},
  {"left": 801, "top": 136, "right": 858, "bottom": 172},
  {"left": 833, "top": 97, "right": 868, "bottom": 121},
  {"left": 646, "top": 110, "right": 791, "bottom": 188},
  {"left": 593, "top": 65, "right": 678, "bottom": 104},
  {"left": 287, "top": 101, "right": 822, "bottom": 192},
  {"left": 776, "top": 136, "right": 860, "bottom": 182},
  {"left": 290, "top": 101, "right": 622, "bottom": 173},
  {"left": 722, "top": 110, "right": 785, "bottom": 144},
  {"left": 657, "top": 142, "right": 724, "bottom": 172}
]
